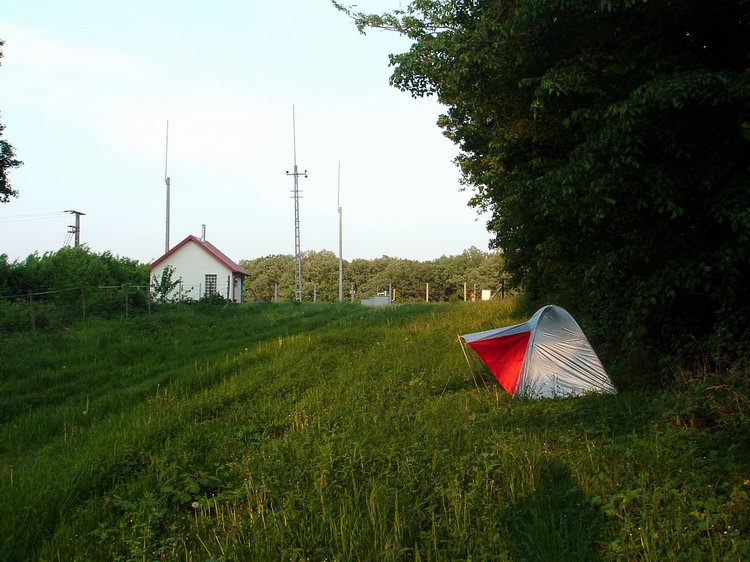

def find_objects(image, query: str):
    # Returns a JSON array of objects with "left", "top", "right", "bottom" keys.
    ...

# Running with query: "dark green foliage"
[
  {"left": 241, "top": 247, "right": 504, "bottom": 302},
  {"left": 196, "top": 291, "right": 231, "bottom": 305},
  {"left": 0, "top": 247, "right": 149, "bottom": 330},
  {"left": 338, "top": 0, "right": 750, "bottom": 358},
  {"left": 241, "top": 253, "right": 296, "bottom": 301},
  {"left": 0, "top": 40, "right": 22, "bottom": 202},
  {"left": 0, "top": 246, "right": 147, "bottom": 295},
  {"left": 151, "top": 265, "right": 180, "bottom": 303}
]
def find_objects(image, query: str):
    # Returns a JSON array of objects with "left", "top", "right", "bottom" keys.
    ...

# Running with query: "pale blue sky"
[{"left": 0, "top": 0, "right": 490, "bottom": 264}]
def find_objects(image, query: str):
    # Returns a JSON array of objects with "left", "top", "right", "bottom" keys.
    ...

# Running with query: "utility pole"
[
  {"left": 164, "top": 120, "right": 171, "bottom": 253},
  {"left": 65, "top": 210, "right": 85, "bottom": 247},
  {"left": 338, "top": 161, "right": 344, "bottom": 303},
  {"left": 286, "top": 106, "right": 307, "bottom": 302}
]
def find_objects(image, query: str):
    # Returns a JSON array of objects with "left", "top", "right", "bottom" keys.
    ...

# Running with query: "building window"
[{"left": 205, "top": 274, "right": 217, "bottom": 296}]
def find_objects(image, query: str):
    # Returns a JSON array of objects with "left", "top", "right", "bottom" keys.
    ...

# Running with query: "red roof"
[{"left": 149, "top": 235, "right": 249, "bottom": 276}]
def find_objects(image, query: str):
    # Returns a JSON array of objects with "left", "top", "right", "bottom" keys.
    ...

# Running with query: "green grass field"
[{"left": 1, "top": 300, "right": 748, "bottom": 561}]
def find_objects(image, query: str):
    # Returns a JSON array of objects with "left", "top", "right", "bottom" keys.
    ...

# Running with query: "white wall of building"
[{"left": 151, "top": 241, "right": 238, "bottom": 301}]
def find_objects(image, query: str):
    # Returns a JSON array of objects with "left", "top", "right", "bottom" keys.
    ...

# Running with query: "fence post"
[
  {"left": 124, "top": 284, "right": 129, "bottom": 319},
  {"left": 28, "top": 290, "right": 36, "bottom": 332},
  {"left": 147, "top": 283, "right": 152, "bottom": 315}
]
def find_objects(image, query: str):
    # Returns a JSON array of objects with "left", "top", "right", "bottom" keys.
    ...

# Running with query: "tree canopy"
[
  {"left": 337, "top": 0, "right": 750, "bottom": 357},
  {"left": 0, "top": 40, "right": 21, "bottom": 203},
  {"left": 241, "top": 247, "right": 504, "bottom": 303}
]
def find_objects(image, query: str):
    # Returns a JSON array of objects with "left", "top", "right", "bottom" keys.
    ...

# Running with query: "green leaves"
[
  {"left": 158, "top": 468, "right": 227, "bottom": 506},
  {"left": 348, "top": 0, "right": 750, "bottom": 358},
  {"left": 0, "top": 40, "right": 22, "bottom": 203}
]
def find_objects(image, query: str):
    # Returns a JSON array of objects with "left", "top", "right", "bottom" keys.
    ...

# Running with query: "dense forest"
[{"left": 241, "top": 247, "right": 504, "bottom": 303}]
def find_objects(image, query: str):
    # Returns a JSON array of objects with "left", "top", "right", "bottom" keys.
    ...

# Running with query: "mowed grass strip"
[{"left": 0, "top": 300, "right": 747, "bottom": 561}]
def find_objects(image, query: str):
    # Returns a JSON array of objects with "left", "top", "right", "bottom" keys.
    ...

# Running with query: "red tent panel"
[{"left": 467, "top": 331, "right": 531, "bottom": 394}]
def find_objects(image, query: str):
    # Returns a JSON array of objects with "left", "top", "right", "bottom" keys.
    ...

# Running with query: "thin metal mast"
[
  {"left": 165, "top": 120, "right": 171, "bottom": 253},
  {"left": 286, "top": 106, "right": 307, "bottom": 302},
  {"left": 338, "top": 161, "right": 344, "bottom": 303}
]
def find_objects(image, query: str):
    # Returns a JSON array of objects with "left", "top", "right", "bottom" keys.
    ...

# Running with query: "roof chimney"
[{"left": 201, "top": 224, "right": 206, "bottom": 241}]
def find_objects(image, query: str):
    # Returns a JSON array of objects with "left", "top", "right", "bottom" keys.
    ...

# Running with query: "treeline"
[
  {"left": 0, "top": 246, "right": 504, "bottom": 331},
  {"left": 0, "top": 247, "right": 149, "bottom": 331},
  {"left": 240, "top": 247, "right": 504, "bottom": 303}
]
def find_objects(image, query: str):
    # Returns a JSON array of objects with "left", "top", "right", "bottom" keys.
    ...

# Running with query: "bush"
[{"left": 0, "top": 247, "right": 149, "bottom": 331}]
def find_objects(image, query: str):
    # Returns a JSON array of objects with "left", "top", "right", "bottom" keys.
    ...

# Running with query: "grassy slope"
[{"left": 0, "top": 300, "right": 747, "bottom": 561}]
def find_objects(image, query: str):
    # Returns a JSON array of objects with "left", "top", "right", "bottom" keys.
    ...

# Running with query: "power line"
[{"left": 0, "top": 211, "right": 67, "bottom": 224}]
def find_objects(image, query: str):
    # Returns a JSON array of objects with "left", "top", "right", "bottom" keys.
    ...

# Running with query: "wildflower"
[{"left": 192, "top": 501, "right": 199, "bottom": 509}]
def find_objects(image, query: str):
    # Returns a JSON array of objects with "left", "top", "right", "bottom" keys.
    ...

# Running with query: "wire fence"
[
  {"left": 164, "top": 282, "right": 237, "bottom": 302},
  {"left": 0, "top": 284, "right": 152, "bottom": 333},
  {"left": 0, "top": 279, "right": 511, "bottom": 332}
]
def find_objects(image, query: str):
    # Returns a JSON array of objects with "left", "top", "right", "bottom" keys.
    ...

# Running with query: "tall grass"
[{"left": 0, "top": 300, "right": 747, "bottom": 560}]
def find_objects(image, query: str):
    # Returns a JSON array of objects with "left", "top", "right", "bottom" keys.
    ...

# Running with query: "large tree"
[
  {"left": 337, "top": 0, "right": 750, "bottom": 357},
  {"left": 0, "top": 40, "right": 21, "bottom": 203}
]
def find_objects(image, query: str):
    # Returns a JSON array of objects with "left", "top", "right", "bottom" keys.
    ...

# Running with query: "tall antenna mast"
[
  {"left": 164, "top": 120, "right": 171, "bottom": 253},
  {"left": 338, "top": 161, "right": 344, "bottom": 303},
  {"left": 286, "top": 106, "right": 307, "bottom": 302}
]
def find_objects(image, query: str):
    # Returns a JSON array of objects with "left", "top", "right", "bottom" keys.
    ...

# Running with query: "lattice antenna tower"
[{"left": 286, "top": 106, "right": 307, "bottom": 302}]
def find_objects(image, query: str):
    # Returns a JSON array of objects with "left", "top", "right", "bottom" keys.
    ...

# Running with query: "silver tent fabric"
[
  {"left": 461, "top": 318, "right": 532, "bottom": 343},
  {"left": 462, "top": 305, "right": 617, "bottom": 399}
]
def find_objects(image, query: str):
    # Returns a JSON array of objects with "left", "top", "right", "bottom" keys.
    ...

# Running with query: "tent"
[{"left": 461, "top": 305, "right": 616, "bottom": 398}]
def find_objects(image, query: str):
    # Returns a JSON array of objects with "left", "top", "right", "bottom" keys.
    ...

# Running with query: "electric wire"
[{"left": 0, "top": 211, "right": 68, "bottom": 224}]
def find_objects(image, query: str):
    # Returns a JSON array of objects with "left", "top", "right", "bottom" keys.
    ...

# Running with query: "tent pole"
[{"left": 458, "top": 336, "right": 488, "bottom": 391}]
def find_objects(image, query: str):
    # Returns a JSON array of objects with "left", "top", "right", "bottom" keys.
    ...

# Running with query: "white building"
[{"left": 149, "top": 235, "right": 248, "bottom": 303}]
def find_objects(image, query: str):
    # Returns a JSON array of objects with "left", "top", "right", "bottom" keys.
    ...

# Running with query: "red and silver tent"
[{"left": 461, "top": 305, "right": 616, "bottom": 398}]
